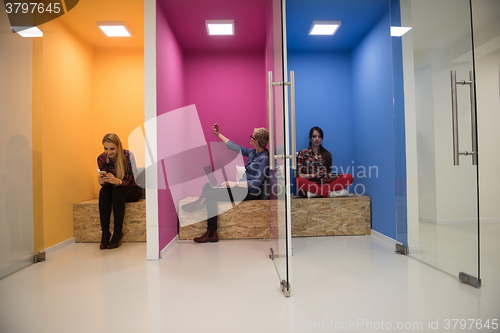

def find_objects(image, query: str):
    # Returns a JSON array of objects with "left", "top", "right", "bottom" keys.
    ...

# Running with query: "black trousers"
[
  {"left": 99, "top": 185, "right": 143, "bottom": 242},
  {"left": 198, "top": 183, "right": 259, "bottom": 232}
]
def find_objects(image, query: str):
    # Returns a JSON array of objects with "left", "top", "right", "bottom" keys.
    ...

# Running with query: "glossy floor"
[{"left": 0, "top": 226, "right": 499, "bottom": 333}]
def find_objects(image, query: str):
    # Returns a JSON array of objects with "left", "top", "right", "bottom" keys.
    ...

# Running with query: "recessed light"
[
  {"left": 98, "top": 22, "right": 131, "bottom": 37},
  {"left": 206, "top": 20, "right": 234, "bottom": 35},
  {"left": 309, "top": 21, "right": 341, "bottom": 35},
  {"left": 12, "top": 26, "right": 43, "bottom": 37},
  {"left": 391, "top": 26, "right": 412, "bottom": 37}
]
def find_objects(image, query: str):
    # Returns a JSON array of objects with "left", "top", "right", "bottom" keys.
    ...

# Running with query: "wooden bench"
[
  {"left": 73, "top": 199, "right": 146, "bottom": 243},
  {"left": 178, "top": 195, "right": 371, "bottom": 240}
]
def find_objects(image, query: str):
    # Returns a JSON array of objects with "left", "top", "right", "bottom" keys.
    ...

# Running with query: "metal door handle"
[
  {"left": 268, "top": 71, "right": 275, "bottom": 170},
  {"left": 268, "top": 71, "right": 298, "bottom": 170},
  {"left": 289, "top": 71, "right": 297, "bottom": 170},
  {"left": 450, "top": 70, "right": 477, "bottom": 166}
]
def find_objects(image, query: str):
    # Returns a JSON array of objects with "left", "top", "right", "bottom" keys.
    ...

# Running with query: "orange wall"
[
  {"left": 34, "top": 20, "right": 144, "bottom": 248},
  {"left": 37, "top": 19, "right": 96, "bottom": 248},
  {"left": 93, "top": 48, "right": 145, "bottom": 197}
]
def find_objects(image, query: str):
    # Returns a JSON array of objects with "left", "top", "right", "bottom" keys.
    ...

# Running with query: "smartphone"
[
  {"left": 97, "top": 169, "right": 107, "bottom": 176},
  {"left": 213, "top": 123, "right": 220, "bottom": 132}
]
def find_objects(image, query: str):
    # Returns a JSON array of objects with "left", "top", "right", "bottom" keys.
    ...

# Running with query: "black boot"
[
  {"left": 100, "top": 231, "right": 111, "bottom": 250},
  {"left": 107, "top": 232, "right": 124, "bottom": 249},
  {"left": 193, "top": 230, "right": 218, "bottom": 243}
]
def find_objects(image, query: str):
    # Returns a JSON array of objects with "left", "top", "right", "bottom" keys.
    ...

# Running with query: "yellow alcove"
[{"left": 33, "top": 0, "right": 145, "bottom": 249}]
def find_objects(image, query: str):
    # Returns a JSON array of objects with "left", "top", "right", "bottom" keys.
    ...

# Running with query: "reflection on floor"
[
  {"left": 0, "top": 230, "right": 499, "bottom": 333},
  {"left": 410, "top": 220, "right": 485, "bottom": 278}
]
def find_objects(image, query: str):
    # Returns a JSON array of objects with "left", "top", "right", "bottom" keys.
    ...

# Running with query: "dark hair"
[{"left": 308, "top": 126, "right": 332, "bottom": 172}]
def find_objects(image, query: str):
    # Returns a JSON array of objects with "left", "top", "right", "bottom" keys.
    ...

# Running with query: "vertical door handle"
[
  {"left": 268, "top": 71, "right": 298, "bottom": 170},
  {"left": 468, "top": 71, "right": 478, "bottom": 165},
  {"left": 450, "top": 70, "right": 477, "bottom": 166},
  {"left": 289, "top": 71, "right": 297, "bottom": 170},
  {"left": 268, "top": 71, "right": 275, "bottom": 170},
  {"left": 451, "top": 70, "right": 460, "bottom": 165}
]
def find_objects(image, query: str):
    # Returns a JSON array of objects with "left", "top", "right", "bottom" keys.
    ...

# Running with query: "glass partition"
[
  {"left": 0, "top": 9, "right": 44, "bottom": 279},
  {"left": 266, "top": 0, "right": 291, "bottom": 297},
  {"left": 398, "top": 0, "right": 480, "bottom": 286}
]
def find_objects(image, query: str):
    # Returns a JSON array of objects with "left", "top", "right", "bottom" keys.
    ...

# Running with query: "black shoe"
[
  {"left": 107, "top": 232, "right": 124, "bottom": 249},
  {"left": 181, "top": 198, "right": 206, "bottom": 212},
  {"left": 100, "top": 232, "right": 111, "bottom": 250},
  {"left": 193, "top": 230, "right": 218, "bottom": 243}
]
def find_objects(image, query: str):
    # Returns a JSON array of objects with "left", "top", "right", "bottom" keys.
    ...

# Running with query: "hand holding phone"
[{"left": 212, "top": 123, "right": 220, "bottom": 135}]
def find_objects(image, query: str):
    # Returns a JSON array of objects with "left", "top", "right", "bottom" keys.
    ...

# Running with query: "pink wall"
[
  {"left": 156, "top": 6, "right": 267, "bottom": 251},
  {"left": 156, "top": 4, "right": 185, "bottom": 251},
  {"left": 184, "top": 50, "right": 267, "bottom": 157}
]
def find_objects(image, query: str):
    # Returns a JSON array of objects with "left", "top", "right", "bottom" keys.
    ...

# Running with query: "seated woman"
[
  {"left": 97, "top": 133, "right": 143, "bottom": 250},
  {"left": 181, "top": 123, "right": 270, "bottom": 243},
  {"left": 296, "top": 126, "right": 353, "bottom": 198}
]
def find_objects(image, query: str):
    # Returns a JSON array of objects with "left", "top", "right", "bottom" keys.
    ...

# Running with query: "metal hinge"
[
  {"left": 459, "top": 272, "right": 481, "bottom": 288},
  {"left": 34, "top": 252, "right": 46, "bottom": 263},
  {"left": 395, "top": 244, "right": 408, "bottom": 255},
  {"left": 281, "top": 280, "right": 291, "bottom": 297}
]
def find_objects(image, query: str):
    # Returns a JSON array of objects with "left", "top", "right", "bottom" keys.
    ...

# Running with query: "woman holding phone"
[
  {"left": 97, "top": 133, "right": 143, "bottom": 249},
  {"left": 296, "top": 126, "right": 353, "bottom": 198},
  {"left": 181, "top": 123, "right": 270, "bottom": 243}
]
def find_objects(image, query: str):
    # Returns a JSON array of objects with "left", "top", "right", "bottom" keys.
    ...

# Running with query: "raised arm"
[{"left": 212, "top": 123, "right": 230, "bottom": 144}]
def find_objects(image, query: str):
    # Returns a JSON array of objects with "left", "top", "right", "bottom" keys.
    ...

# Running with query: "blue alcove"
[{"left": 287, "top": 0, "right": 406, "bottom": 241}]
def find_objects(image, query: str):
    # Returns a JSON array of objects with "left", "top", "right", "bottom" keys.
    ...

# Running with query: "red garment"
[
  {"left": 297, "top": 148, "right": 327, "bottom": 183},
  {"left": 296, "top": 174, "right": 354, "bottom": 198}
]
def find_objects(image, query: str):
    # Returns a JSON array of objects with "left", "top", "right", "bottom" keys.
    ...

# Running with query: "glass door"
[
  {"left": 399, "top": 0, "right": 480, "bottom": 287},
  {"left": 266, "top": 0, "right": 292, "bottom": 297},
  {"left": 0, "top": 8, "right": 44, "bottom": 279}
]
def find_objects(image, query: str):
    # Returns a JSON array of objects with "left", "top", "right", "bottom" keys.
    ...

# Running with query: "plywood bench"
[
  {"left": 178, "top": 195, "right": 370, "bottom": 240},
  {"left": 73, "top": 199, "right": 146, "bottom": 242}
]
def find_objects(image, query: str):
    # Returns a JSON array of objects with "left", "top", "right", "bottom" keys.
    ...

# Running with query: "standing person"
[
  {"left": 181, "top": 123, "right": 270, "bottom": 243},
  {"left": 98, "top": 133, "right": 143, "bottom": 250},
  {"left": 296, "top": 126, "right": 353, "bottom": 198}
]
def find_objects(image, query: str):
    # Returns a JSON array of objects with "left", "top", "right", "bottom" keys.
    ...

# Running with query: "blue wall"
[
  {"left": 288, "top": 7, "right": 401, "bottom": 239},
  {"left": 351, "top": 9, "right": 396, "bottom": 238},
  {"left": 289, "top": 51, "right": 354, "bottom": 171}
]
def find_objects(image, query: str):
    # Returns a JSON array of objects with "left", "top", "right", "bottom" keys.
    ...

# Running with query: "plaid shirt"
[
  {"left": 297, "top": 148, "right": 327, "bottom": 183},
  {"left": 97, "top": 150, "right": 138, "bottom": 187}
]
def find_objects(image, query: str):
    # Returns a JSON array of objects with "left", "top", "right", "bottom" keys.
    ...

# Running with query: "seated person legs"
[
  {"left": 99, "top": 185, "right": 143, "bottom": 248},
  {"left": 194, "top": 187, "right": 259, "bottom": 243},
  {"left": 325, "top": 174, "right": 354, "bottom": 192},
  {"left": 296, "top": 174, "right": 354, "bottom": 198}
]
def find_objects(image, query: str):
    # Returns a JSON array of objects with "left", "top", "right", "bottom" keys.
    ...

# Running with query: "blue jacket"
[{"left": 226, "top": 140, "right": 270, "bottom": 198}]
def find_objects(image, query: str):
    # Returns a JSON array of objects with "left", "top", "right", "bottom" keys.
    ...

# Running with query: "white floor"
[{"left": 0, "top": 228, "right": 499, "bottom": 333}]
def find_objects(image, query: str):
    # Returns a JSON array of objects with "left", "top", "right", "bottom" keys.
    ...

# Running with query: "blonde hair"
[
  {"left": 253, "top": 128, "right": 269, "bottom": 149},
  {"left": 102, "top": 133, "right": 125, "bottom": 179}
]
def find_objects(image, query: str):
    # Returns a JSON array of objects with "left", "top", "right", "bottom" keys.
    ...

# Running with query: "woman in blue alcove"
[{"left": 296, "top": 126, "right": 353, "bottom": 198}]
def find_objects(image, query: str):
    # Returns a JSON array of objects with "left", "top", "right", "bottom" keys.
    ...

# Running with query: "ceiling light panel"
[
  {"left": 206, "top": 20, "right": 234, "bottom": 35},
  {"left": 98, "top": 22, "right": 131, "bottom": 37},
  {"left": 390, "top": 26, "right": 412, "bottom": 37},
  {"left": 13, "top": 26, "right": 43, "bottom": 37},
  {"left": 309, "top": 21, "right": 341, "bottom": 35}
]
